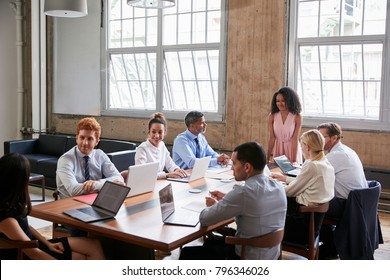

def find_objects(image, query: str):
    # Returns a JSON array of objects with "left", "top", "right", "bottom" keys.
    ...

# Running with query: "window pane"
[
  {"left": 319, "top": 0, "right": 341, "bottom": 37},
  {"left": 323, "top": 81, "right": 343, "bottom": 114},
  {"left": 193, "top": 12, "right": 206, "bottom": 44},
  {"left": 163, "top": 15, "right": 177, "bottom": 45},
  {"left": 178, "top": 14, "right": 191, "bottom": 44},
  {"left": 109, "top": 53, "right": 156, "bottom": 110},
  {"left": 341, "top": 44, "right": 363, "bottom": 80},
  {"left": 343, "top": 81, "right": 364, "bottom": 116},
  {"left": 363, "top": 44, "right": 383, "bottom": 80},
  {"left": 365, "top": 82, "right": 380, "bottom": 118},
  {"left": 178, "top": 0, "right": 192, "bottom": 13},
  {"left": 299, "top": 80, "right": 322, "bottom": 114},
  {"left": 194, "top": 0, "right": 206, "bottom": 11},
  {"left": 109, "top": 20, "right": 122, "bottom": 48},
  {"left": 319, "top": 45, "right": 341, "bottom": 80},
  {"left": 363, "top": 0, "right": 387, "bottom": 35},
  {"left": 298, "top": 1, "right": 319, "bottom": 38},
  {"left": 207, "top": 10, "right": 221, "bottom": 43},
  {"left": 164, "top": 50, "right": 219, "bottom": 111},
  {"left": 299, "top": 46, "right": 321, "bottom": 80}
]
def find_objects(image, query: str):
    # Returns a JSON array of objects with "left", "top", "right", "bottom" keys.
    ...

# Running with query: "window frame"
[
  {"left": 100, "top": 0, "right": 228, "bottom": 122},
  {"left": 287, "top": 0, "right": 390, "bottom": 131}
]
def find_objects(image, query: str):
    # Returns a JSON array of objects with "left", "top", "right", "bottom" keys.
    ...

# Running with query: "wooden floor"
[{"left": 374, "top": 212, "right": 390, "bottom": 260}]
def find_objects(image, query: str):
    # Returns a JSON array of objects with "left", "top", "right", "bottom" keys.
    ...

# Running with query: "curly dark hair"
[
  {"left": 270, "top": 87, "right": 302, "bottom": 114},
  {"left": 0, "top": 153, "right": 31, "bottom": 217}
]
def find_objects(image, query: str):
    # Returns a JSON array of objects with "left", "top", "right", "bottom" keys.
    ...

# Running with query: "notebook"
[
  {"left": 273, "top": 155, "right": 301, "bottom": 177},
  {"left": 167, "top": 156, "right": 211, "bottom": 183},
  {"left": 63, "top": 181, "right": 130, "bottom": 223},
  {"left": 158, "top": 184, "right": 200, "bottom": 227},
  {"left": 126, "top": 161, "right": 159, "bottom": 197},
  {"left": 73, "top": 193, "right": 98, "bottom": 205}
]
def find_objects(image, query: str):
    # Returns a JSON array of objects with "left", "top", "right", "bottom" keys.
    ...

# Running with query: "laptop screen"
[
  {"left": 273, "top": 155, "right": 295, "bottom": 173},
  {"left": 93, "top": 181, "right": 130, "bottom": 214},
  {"left": 159, "top": 184, "right": 175, "bottom": 220}
]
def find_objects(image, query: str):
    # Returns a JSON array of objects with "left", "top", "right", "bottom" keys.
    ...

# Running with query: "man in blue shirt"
[{"left": 172, "top": 111, "right": 229, "bottom": 169}]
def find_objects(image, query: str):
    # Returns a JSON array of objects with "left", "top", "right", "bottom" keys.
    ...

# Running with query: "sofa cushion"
[
  {"left": 65, "top": 136, "right": 77, "bottom": 152},
  {"left": 23, "top": 154, "right": 58, "bottom": 174},
  {"left": 37, "top": 158, "right": 59, "bottom": 179},
  {"left": 98, "top": 139, "right": 136, "bottom": 153},
  {"left": 37, "top": 134, "right": 68, "bottom": 156}
]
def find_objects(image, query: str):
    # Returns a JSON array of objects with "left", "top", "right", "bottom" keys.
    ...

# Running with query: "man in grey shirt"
[
  {"left": 180, "top": 142, "right": 287, "bottom": 260},
  {"left": 56, "top": 117, "right": 124, "bottom": 198}
]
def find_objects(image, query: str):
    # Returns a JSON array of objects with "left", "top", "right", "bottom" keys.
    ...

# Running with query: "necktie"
[
  {"left": 194, "top": 138, "right": 201, "bottom": 158},
  {"left": 84, "top": 156, "right": 90, "bottom": 181}
]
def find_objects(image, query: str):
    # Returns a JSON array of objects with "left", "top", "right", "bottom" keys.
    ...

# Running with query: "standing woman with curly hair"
[{"left": 267, "top": 87, "right": 303, "bottom": 165}]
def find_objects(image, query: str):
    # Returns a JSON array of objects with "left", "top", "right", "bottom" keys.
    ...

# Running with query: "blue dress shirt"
[{"left": 172, "top": 129, "right": 219, "bottom": 169}]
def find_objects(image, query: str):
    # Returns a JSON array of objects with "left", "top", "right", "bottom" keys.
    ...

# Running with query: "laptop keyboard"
[{"left": 78, "top": 207, "right": 106, "bottom": 218}]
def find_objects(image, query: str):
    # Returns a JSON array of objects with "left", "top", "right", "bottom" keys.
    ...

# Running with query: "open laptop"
[
  {"left": 167, "top": 156, "right": 211, "bottom": 183},
  {"left": 273, "top": 155, "right": 301, "bottom": 177},
  {"left": 158, "top": 184, "right": 200, "bottom": 227},
  {"left": 126, "top": 161, "right": 159, "bottom": 197},
  {"left": 63, "top": 181, "right": 130, "bottom": 223}
]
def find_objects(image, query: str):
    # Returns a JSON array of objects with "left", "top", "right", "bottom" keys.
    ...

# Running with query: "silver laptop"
[
  {"left": 63, "top": 181, "right": 130, "bottom": 223},
  {"left": 159, "top": 184, "right": 200, "bottom": 227},
  {"left": 273, "top": 155, "right": 301, "bottom": 177},
  {"left": 126, "top": 161, "right": 159, "bottom": 197},
  {"left": 167, "top": 156, "right": 211, "bottom": 183}
]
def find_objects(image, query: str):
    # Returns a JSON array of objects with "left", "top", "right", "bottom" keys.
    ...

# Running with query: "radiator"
[{"left": 364, "top": 167, "right": 390, "bottom": 190}]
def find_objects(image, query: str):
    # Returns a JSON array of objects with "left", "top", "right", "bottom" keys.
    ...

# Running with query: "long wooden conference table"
[{"left": 30, "top": 171, "right": 236, "bottom": 259}]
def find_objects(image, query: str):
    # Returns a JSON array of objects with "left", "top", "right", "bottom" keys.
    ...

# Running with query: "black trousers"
[{"left": 284, "top": 197, "right": 325, "bottom": 245}]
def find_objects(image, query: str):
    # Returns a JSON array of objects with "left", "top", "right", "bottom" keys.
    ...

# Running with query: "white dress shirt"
[
  {"left": 326, "top": 142, "right": 368, "bottom": 199},
  {"left": 135, "top": 140, "right": 179, "bottom": 179},
  {"left": 285, "top": 158, "right": 335, "bottom": 206},
  {"left": 56, "top": 146, "right": 123, "bottom": 198}
]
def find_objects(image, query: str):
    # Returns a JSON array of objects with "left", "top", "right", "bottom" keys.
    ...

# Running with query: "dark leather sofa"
[{"left": 4, "top": 134, "right": 137, "bottom": 188}]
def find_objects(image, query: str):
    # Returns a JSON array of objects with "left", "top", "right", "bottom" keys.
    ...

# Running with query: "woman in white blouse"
[
  {"left": 271, "top": 129, "right": 335, "bottom": 244},
  {"left": 135, "top": 112, "right": 187, "bottom": 179}
]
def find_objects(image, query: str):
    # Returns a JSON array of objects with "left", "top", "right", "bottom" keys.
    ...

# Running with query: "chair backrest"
[
  {"left": 334, "top": 180, "right": 382, "bottom": 259},
  {"left": 282, "top": 202, "right": 329, "bottom": 260},
  {"left": 225, "top": 229, "right": 284, "bottom": 259},
  {"left": 0, "top": 237, "right": 39, "bottom": 259},
  {"left": 300, "top": 202, "right": 329, "bottom": 257}
]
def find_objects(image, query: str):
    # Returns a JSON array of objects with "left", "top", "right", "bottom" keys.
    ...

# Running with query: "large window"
[
  {"left": 288, "top": 0, "right": 390, "bottom": 130},
  {"left": 103, "top": 0, "right": 227, "bottom": 120}
]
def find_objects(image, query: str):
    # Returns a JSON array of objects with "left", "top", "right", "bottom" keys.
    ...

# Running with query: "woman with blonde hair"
[{"left": 271, "top": 129, "right": 335, "bottom": 244}]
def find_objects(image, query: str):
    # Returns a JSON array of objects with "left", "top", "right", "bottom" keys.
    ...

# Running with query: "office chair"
[
  {"left": 282, "top": 202, "right": 329, "bottom": 260},
  {"left": 0, "top": 237, "right": 39, "bottom": 259},
  {"left": 226, "top": 229, "right": 284, "bottom": 260},
  {"left": 327, "top": 181, "right": 383, "bottom": 259}
]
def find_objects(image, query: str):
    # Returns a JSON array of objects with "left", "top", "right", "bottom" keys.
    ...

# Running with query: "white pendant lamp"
[
  {"left": 127, "top": 0, "right": 175, "bottom": 9},
  {"left": 44, "top": 0, "right": 88, "bottom": 18}
]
